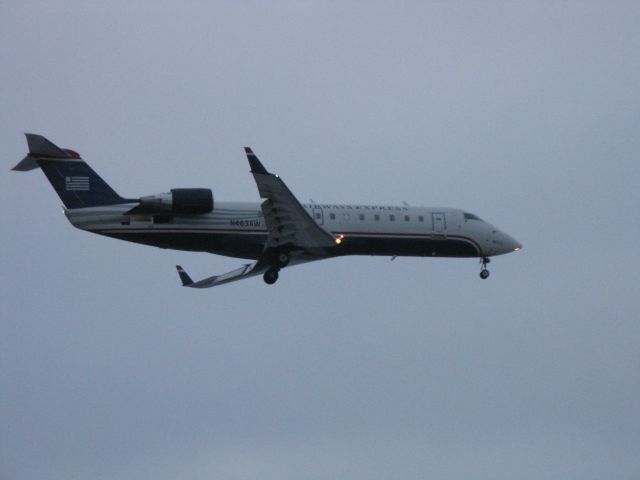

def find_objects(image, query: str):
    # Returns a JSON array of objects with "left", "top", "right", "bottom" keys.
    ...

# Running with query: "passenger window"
[
  {"left": 329, "top": 213, "right": 335, "bottom": 220},
  {"left": 374, "top": 214, "right": 380, "bottom": 221},
  {"left": 390, "top": 215, "right": 395, "bottom": 221},
  {"left": 418, "top": 215, "right": 424, "bottom": 222},
  {"left": 404, "top": 215, "right": 410, "bottom": 222},
  {"left": 344, "top": 213, "right": 350, "bottom": 221},
  {"left": 359, "top": 214, "right": 365, "bottom": 221}
]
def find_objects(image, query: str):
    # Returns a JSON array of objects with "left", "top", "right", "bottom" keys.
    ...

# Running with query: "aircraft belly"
[
  {"left": 340, "top": 235, "right": 479, "bottom": 258},
  {"left": 96, "top": 229, "right": 479, "bottom": 259}
]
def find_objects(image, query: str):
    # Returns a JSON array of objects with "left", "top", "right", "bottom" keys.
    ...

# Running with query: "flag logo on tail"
[{"left": 65, "top": 176, "right": 90, "bottom": 191}]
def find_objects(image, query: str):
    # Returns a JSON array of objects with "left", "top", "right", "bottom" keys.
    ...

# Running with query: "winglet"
[
  {"left": 244, "top": 147, "right": 269, "bottom": 175},
  {"left": 176, "top": 265, "right": 194, "bottom": 286}
]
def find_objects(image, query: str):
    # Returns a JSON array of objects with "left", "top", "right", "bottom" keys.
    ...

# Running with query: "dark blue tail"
[{"left": 13, "top": 134, "right": 129, "bottom": 209}]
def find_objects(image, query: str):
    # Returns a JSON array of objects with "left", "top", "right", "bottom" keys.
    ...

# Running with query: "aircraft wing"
[
  {"left": 175, "top": 261, "right": 269, "bottom": 288},
  {"left": 175, "top": 255, "right": 320, "bottom": 289},
  {"left": 245, "top": 148, "right": 337, "bottom": 251},
  {"left": 175, "top": 148, "right": 337, "bottom": 289}
]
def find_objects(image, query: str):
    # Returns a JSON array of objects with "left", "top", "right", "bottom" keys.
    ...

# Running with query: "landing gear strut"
[
  {"left": 275, "top": 252, "right": 290, "bottom": 268},
  {"left": 263, "top": 268, "right": 279, "bottom": 285},
  {"left": 263, "top": 250, "right": 290, "bottom": 285},
  {"left": 479, "top": 257, "right": 490, "bottom": 280}
]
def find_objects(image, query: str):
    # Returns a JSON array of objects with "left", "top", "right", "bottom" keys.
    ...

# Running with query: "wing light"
[{"left": 335, "top": 234, "right": 345, "bottom": 245}]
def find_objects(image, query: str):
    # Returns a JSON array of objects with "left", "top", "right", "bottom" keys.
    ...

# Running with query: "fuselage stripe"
[{"left": 94, "top": 228, "right": 482, "bottom": 254}]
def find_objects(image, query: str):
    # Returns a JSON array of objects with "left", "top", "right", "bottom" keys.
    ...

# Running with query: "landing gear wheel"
[
  {"left": 275, "top": 252, "right": 290, "bottom": 268},
  {"left": 263, "top": 268, "right": 279, "bottom": 285},
  {"left": 479, "top": 256, "right": 491, "bottom": 279}
]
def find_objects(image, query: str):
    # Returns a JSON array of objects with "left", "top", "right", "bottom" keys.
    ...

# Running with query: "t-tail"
[{"left": 12, "top": 133, "right": 129, "bottom": 209}]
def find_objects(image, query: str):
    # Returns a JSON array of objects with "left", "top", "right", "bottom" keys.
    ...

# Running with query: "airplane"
[{"left": 12, "top": 134, "right": 522, "bottom": 288}]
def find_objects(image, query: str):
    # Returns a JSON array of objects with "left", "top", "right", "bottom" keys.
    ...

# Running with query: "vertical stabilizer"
[{"left": 12, "top": 133, "right": 128, "bottom": 209}]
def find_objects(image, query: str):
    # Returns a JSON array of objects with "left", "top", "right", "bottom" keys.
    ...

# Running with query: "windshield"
[{"left": 464, "top": 212, "right": 483, "bottom": 221}]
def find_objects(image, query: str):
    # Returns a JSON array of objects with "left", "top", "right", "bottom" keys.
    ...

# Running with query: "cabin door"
[{"left": 432, "top": 213, "right": 446, "bottom": 233}]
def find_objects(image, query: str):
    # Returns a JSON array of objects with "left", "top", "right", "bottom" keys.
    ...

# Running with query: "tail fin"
[{"left": 12, "top": 134, "right": 128, "bottom": 209}]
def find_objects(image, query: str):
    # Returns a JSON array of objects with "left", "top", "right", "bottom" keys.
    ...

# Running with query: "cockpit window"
[{"left": 464, "top": 212, "right": 482, "bottom": 221}]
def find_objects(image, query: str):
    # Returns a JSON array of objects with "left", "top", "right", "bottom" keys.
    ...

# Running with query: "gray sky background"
[{"left": 2, "top": 1, "right": 639, "bottom": 479}]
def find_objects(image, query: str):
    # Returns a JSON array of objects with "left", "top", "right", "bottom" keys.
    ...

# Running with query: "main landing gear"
[
  {"left": 479, "top": 257, "right": 490, "bottom": 279},
  {"left": 275, "top": 252, "right": 290, "bottom": 268},
  {"left": 263, "top": 268, "right": 279, "bottom": 285},
  {"left": 263, "top": 251, "right": 290, "bottom": 285}
]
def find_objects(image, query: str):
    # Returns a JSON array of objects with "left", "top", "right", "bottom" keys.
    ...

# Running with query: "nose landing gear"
[{"left": 479, "top": 257, "right": 490, "bottom": 279}]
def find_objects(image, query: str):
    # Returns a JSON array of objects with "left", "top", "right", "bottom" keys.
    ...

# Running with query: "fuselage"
[{"left": 65, "top": 201, "right": 521, "bottom": 260}]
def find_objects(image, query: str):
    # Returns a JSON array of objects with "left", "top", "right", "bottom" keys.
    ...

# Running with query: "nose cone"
[
  {"left": 491, "top": 230, "right": 522, "bottom": 256},
  {"left": 505, "top": 234, "right": 522, "bottom": 253}
]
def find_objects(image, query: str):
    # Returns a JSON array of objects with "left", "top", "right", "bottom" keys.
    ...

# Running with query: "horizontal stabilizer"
[
  {"left": 25, "top": 133, "right": 71, "bottom": 158},
  {"left": 12, "top": 156, "right": 40, "bottom": 171},
  {"left": 12, "top": 133, "right": 77, "bottom": 171}
]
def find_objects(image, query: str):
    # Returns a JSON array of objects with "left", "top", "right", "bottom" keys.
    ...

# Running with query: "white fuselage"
[{"left": 65, "top": 201, "right": 521, "bottom": 260}]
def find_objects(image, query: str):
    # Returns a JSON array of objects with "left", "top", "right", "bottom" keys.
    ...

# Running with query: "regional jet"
[{"left": 13, "top": 134, "right": 521, "bottom": 288}]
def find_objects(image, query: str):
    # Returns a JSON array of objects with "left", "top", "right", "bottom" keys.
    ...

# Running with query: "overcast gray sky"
[{"left": 2, "top": 1, "right": 639, "bottom": 479}]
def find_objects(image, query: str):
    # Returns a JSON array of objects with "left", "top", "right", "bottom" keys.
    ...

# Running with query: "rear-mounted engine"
[{"left": 132, "top": 188, "right": 214, "bottom": 215}]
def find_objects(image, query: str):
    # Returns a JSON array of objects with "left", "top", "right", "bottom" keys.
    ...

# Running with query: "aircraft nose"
[
  {"left": 492, "top": 230, "right": 522, "bottom": 255},
  {"left": 507, "top": 235, "right": 522, "bottom": 252}
]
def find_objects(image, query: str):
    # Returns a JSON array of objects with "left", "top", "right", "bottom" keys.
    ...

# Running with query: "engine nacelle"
[{"left": 136, "top": 188, "right": 214, "bottom": 215}]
